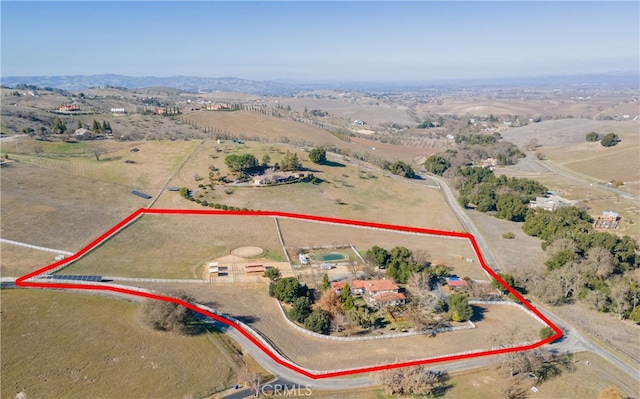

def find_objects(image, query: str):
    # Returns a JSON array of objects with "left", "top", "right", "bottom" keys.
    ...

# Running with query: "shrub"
[
  {"left": 540, "top": 327, "right": 556, "bottom": 340},
  {"left": 585, "top": 132, "right": 600, "bottom": 142},
  {"left": 600, "top": 133, "right": 620, "bottom": 147},
  {"left": 138, "top": 290, "right": 202, "bottom": 335},
  {"left": 502, "top": 232, "right": 516, "bottom": 239},
  {"left": 308, "top": 147, "right": 327, "bottom": 164}
]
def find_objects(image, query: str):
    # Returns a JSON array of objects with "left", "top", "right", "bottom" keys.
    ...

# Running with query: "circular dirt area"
[{"left": 231, "top": 247, "right": 264, "bottom": 258}]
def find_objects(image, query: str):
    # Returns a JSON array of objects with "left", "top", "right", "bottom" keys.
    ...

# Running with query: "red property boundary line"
[{"left": 15, "top": 208, "right": 563, "bottom": 379}]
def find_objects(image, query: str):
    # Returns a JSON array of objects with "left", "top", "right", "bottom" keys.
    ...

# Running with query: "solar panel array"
[{"left": 48, "top": 275, "right": 103, "bottom": 282}]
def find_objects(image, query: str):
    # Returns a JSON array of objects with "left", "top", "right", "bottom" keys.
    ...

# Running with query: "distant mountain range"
[{"left": 1, "top": 73, "right": 638, "bottom": 95}]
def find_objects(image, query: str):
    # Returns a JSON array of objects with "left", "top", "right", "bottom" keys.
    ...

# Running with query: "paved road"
[
  {"left": 428, "top": 174, "right": 502, "bottom": 274},
  {"left": 427, "top": 173, "right": 639, "bottom": 382}
]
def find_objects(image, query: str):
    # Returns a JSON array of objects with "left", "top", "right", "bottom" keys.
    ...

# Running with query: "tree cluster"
[
  {"left": 224, "top": 153, "right": 259, "bottom": 174},
  {"left": 448, "top": 292, "right": 473, "bottom": 322},
  {"left": 517, "top": 207, "right": 640, "bottom": 319},
  {"left": 308, "top": 147, "right": 327, "bottom": 164},
  {"left": 423, "top": 155, "right": 451, "bottom": 175},
  {"left": 365, "top": 245, "right": 436, "bottom": 284},
  {"left": 137, "top": 291, "right": 202, "bottom": 335},
  {"left": 374, "top": 366, "right": 450, "bottom": 397},
  {"left": 280, "top": 150, "right": 303, "bottom": 171},
  {"left": 90, "top": 119, "right": 112, "bottom": 134},
  {"left": 585, "top": 131, "right": 600, "bottom": 142},
  {"left": 268, "top": 277, "right": 308, "bottom": 304},
  {"left": 388, "top": 161, "right": 415, "bottom": 178},
  {"left": 457, "top": 167, "right": 547, "bottom": 221}
]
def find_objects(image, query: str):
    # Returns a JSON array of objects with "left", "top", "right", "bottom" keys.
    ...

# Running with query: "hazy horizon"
[{"left": 2, "top": 1, "right": 638, "bottom": 82}]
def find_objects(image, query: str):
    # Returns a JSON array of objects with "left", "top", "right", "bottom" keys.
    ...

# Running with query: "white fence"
[
  {"left": 0, "top": 238, "right": 74, "bottom": 256},
  {"left": 275, "top": 299, "right": 475, "bottom": 342}
]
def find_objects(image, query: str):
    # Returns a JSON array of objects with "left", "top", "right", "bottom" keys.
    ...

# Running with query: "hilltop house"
[
  {"left": 331, "top": 279, "right": 406, "bottom": 307},
  {"left": 59, "top": 104, "right": 80, "bottom": 112}
]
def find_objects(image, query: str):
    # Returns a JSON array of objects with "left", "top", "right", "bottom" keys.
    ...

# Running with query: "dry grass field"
[
  {"left": 1, "top": 289, "right": 236, "bottom": 399},
  {"left": 278, "top": 217, "right": 487, "bottom": 280},
  {"left": 131, "top": 282, "right": 542, "bottom": 371},
  {"left": 185, "top": 109, "right": 345, "bottom": 146},
  {"left": 501, "top": 119, "right": 637, "bottom": 148},
  {"left": 543, "top": 133, "right": 640, "bottom": 183},
  {"left": 59, "top": 214, "right": 285, "bottom": 279},
  {"left": 1, "top": 161, "right": 143, "bottom": 251},
  {"left": 161, "top": 140, "right": 460, "bottom": 231},
  {"left": 464, "top": 211, "right": 547, "bottom": 274},
  {"left": 0, "top": 243, "right": 64, "bottom": 278},
  {"left": 13, "top": 139, "right": 197, "bottom": 190},
  {"left": 439, "top": 352, "right": 638, "bottom": 399}
]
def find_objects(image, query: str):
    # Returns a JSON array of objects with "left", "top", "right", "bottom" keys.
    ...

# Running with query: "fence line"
[
  {"left": 0, "top": 238, "right": 74, "bottom": 256},
  {"left": 102, "top": 277, "right": 208, "bottom": 283},
  {"left": 350, "top": 244, "right": 366, "bottom": 263},
  {"left": 273, "top": 217, "right": 290, "bottom": 263},
  {"left": 35, "top": 213, "right": 144, "bottom": 276}
]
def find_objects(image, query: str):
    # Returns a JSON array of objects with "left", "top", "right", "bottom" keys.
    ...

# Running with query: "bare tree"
[
  {"left": 91, "top": 144, "right": 107, "bottom": 161},
  {"left": 500, "top": 376, "right": 530, "bottom": 399},
  {"left": 609, "top": 278, "right": 631, "bottom": 319},
  {"left": 374, "top": 365, "right": 449, "bottom": 396},
  {"left": 138, "top": 290, "right": 201, "bottom": 335},
  {"left": 585, "top": 247, "right": 615, "bottom": 279}
]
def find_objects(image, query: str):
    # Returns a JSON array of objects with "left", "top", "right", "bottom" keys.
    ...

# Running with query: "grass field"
[
  {"left": 439, "top": 352, "right": 638, "bottom": 399},
  {"left": 1, "top": 161, "right": 143, "bottom": 251},
  {"left": 0, "top": 243, "right": 65, "bottom": 278},
  {"left": 543, "top": 134, "right": 640, "bottom": 183},
  {"left": 13, "top": 139, "right": 197, "bottom": 190},
  {"left": 1, "top": 289, "right": 237, "bottom": 399},
  {"left": 59, "top": 214, "right": 285, "bottom": 279},
  {"left": 185, "top": 109, "right": 345, "bottom": 146},
  {"left": 130, "top": 282, "right": 543, "bottom": 371}
]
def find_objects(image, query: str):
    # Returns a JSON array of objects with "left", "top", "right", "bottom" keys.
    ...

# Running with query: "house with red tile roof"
[{"left": 331, "top": 279, "right": 406, "bottom": 307}]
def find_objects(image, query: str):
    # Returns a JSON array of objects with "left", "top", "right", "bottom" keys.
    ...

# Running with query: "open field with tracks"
[
  {"left": 543, "top": 135, "right": 640, "bottom": 183},
  {"left": 1, "top": 289, "right": 237, "bottom": 399},
  {"left": 130, "top": 281, "right": 543, "bottom": 371},
  {"left": 59, "top": 214, "right": 285, "bottom": 279}
]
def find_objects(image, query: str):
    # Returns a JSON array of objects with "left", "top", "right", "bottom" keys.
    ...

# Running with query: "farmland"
[
  {"left": 2, "top": 81, "right": 639, "bottom": 398},
  {"left": 0, "top": 161, "right": 143, "bottom": 252},
  {"left": 160, "top": 139, "right": 460, "bottom": 231},
  {"left": 1, "top": 289, "right": 238, "bottom": 399},
  {"left": 59, "top": 214, "right": 285, "bottom": 279}
]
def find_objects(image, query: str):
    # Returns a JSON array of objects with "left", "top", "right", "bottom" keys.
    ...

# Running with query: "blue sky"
[{"left": 1, "top": 1, "right": 638, "bottom": 82}]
